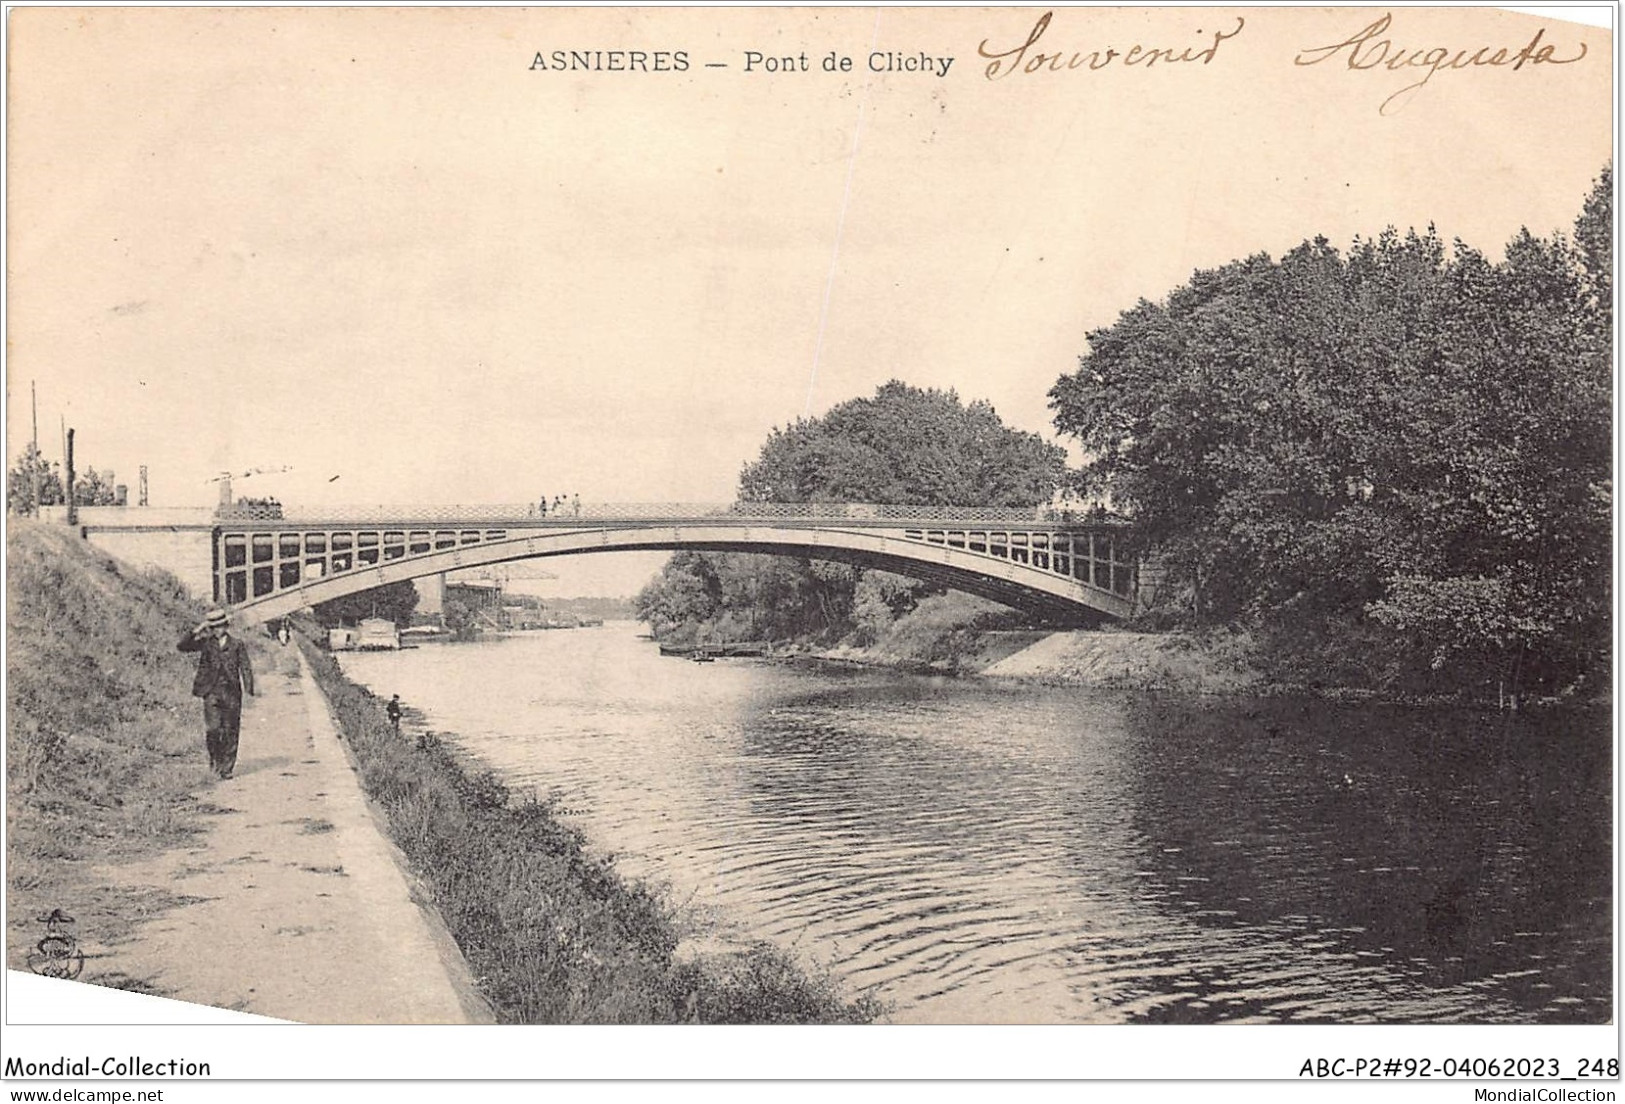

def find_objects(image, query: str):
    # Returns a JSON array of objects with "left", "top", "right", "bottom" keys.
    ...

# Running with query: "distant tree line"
[
  {"left": 7, "top": 444, "right": 123, "bottom": 513},
  {"left": 1049, "top": 166, "right": 1611, "bottom": 699},
  {"left": 545, "top": 596, "right": 636, "bottom": 621}
]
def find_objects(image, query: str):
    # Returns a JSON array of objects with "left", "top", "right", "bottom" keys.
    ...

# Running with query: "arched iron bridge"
[{"left": 212, "top": 502, "right": 1143, "bottom": 626}]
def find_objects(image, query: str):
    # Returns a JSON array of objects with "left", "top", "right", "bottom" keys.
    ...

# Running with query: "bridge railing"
[{"left": 247, "top": 502, "right": 1129, "bottom": 525}]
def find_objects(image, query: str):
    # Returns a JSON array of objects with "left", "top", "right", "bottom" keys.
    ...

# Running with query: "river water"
[{"left": 337, "top": 623, "right": 1611, "bottom": 1024}]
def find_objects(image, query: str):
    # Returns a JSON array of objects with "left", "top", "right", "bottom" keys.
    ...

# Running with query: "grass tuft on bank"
[
  {"left": 299, "top": 638, "right": 883, "bottom": 1024},
  {"left": 6, "top": 521, "right": 219, "bottom": 975}
]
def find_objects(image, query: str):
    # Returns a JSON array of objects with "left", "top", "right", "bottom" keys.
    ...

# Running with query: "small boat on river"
[{"left": 658, "top": 641, "right": 770, "bottom": 660}]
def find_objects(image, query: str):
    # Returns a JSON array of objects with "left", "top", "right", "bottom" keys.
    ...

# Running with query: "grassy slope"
[{"left": 6, "top": 520, "right": 217, "bottom": 985}]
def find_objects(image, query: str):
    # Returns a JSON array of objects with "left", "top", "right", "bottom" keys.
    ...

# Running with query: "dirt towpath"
[{"left": 86, "top": 645, "right": 490, "bottom": 1023}]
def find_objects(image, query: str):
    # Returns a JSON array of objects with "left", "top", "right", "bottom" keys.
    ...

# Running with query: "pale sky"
[{"left": 7, "top": 6, "right": 1613, "bottom": 594}]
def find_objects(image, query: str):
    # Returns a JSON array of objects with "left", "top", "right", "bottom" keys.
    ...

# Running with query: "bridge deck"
[
  {"left": 207, "top": 505, "right": 1138, "bottom": 625},
  {"left": 217, "top": 502, "right": 1124, "bottom": 527}
]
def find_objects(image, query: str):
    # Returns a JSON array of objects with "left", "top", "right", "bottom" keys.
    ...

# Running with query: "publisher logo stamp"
[{"left": 27, "top": 908, "right": 85, "bottom": 979}]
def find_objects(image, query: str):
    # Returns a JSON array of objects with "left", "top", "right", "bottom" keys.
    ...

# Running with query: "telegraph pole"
[
  {"left": 65, "top": 428, "right": 76, "bottom": 526},
  {"left": 30, "top": 381, "right": 40, "bottom": 514}
]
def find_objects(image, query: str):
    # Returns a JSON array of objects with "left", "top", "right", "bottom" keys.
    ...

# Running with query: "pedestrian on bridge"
[{"left": 178, "top": 607, "right": 256, "bottom": 780}]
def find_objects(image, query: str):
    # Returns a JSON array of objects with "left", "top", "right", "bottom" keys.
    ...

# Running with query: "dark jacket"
[{"left": 178, "top": 631, "right": 256, "bottom": 702}]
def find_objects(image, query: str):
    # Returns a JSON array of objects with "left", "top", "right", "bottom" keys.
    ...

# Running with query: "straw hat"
[{"left": 204, "top": 608, "right": 229, "bottom": 628}]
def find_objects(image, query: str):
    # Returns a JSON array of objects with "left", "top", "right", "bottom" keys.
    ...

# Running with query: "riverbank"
[
  {"left": 299, "top": 636, "right": 884, "bottom": 1023},
  {"left": 805, "top": 596, "right": 1262, "bottom": 694},
  {"left": 821, "top": 625, "right": 1596, "bottom": 706},
  {"left": 6, "top": 521, "right": 482, "bottom": 1021},
  {"left": 800, "top": 600, "right": 1598, "bottom": 706},
  {"left": 666, "top": 588, "right": 1262, "bottom": 694},
  {"left": 977, "top": 629, "right": 1261, "bottom": 692}
]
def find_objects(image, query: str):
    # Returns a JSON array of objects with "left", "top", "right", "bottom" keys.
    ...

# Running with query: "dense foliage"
[
  {"left": 1049, "top": 168, "right": 1611, "bottom": 698},
  {"left": 636, "top": 382, "right": 1067, "bottom": 643},
  {"left": 739, "top": 380, "right": 1067, "bottom": 506}
]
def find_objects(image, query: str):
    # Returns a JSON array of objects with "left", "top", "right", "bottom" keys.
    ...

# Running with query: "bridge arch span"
[{"left": 227, "top": 521, "right": 1136, "bottom": 626}]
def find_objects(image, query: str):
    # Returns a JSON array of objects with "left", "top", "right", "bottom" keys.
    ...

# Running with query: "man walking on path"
[{"left": 179, "top": 607, "right": 256, "bottom": 779}]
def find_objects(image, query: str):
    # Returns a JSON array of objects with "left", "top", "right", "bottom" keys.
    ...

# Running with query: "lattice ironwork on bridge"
[
  {"left": 212, "top": 502, "right": 1139, "bottom": 622},
  {"left": 219, "top": 501, "right": 1107, "bottom": 525}
]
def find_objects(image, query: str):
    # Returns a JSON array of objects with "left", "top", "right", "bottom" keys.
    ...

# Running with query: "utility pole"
[
  {"left": 65, "top": 428, "right": 76, "bottom": 526},
  {"left": 30, "top": 381, "right": 40, "bottom": 515}
]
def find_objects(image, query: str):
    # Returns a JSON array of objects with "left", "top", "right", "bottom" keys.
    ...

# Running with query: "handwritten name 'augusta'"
[
  {"left": 978, "top": 12, "right": 1244, "bottom": 80},
  {"left": 1295, "top": 13, "right": 1588, "bottom": 115}
]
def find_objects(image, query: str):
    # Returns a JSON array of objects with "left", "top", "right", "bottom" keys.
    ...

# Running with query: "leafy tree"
[
  {"left": 8, "top": 451, "right": 123, "bottom": 512},
  {"left": 740, "top": 380, "right": 1066, "bottom": 506},
  {"left": 1049, "top": 167, "right": 1612, "bottom": 698},
  {"left": 312, "top": 580, "right": 421, "bottom": 628},
  {"left": 641, "top": 382, "right": 1068, "bottom": 642},
  {"left": 634, "top": 552, "right": 722, "bottom": 640},
  {"left": 73, "top": 466, "right": 122, "bottom": 506},
  {"left": 440, "top": 596, "right": 478, "bottom": 640},
  {"left": 851, "top": 571, "right": 926, "bottom": 647},
  {"left": 1365, "top": 575, "right": 1553, "bottom": 695},
  {"left": 1574, "top": 162, "right": 1612, "bottom": 318},
  {"left": 6, "top": 444, "right": 64, "bottom": 515}
]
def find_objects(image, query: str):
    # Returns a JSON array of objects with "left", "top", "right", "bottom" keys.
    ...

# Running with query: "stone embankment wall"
[{"left": 42, "top": 505, "right": 217, "bottom": 598}]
